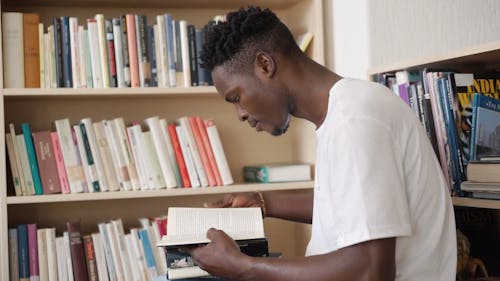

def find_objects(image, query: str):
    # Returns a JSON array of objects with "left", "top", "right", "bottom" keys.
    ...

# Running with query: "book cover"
[
  {"left": 95, "top": 14, "right": 109, "bottom": 88},
  {"left": 67, "top": 221, "right": 89, "bottom": 281},
  {"left": 27, "top": 224, "right": 39, "bottom": 281},
  {"left": 470, "top": 93, "right": 500, "bottom": 161},
  {"left": 243, "top": 164, "right": 311, "bottom": 183},
  {"left": 6, "top": 133, "right": 23, "bottom": 195},
  {"left": 50, "top": 132, "right": 71, "bottom": 194},
  {"left": 2, "top": 12, "right": 25, "bottom": 88},
  {"left": 21, "top": 123, "right": 43, "bottom": 195},
  {"left": 45, "top": 228, "right": 58, "bottom": 281},
  {"left": 32, "top": 131, "right": 62, "bottom": 194},
  {"left": 37, "top": 228, "right": 49, "bottom": 281},
  {"left": 23, "top": 13, "right": 41, "bottom": 88},
  {"left": 466, "top": 161, "right": 500, "bottom": 183},
  {"left": 126, "top": 14, "right": 140, "bottom": 88},
  {"left": 17, "top": 224, "right": 29, "bottom": 281}
]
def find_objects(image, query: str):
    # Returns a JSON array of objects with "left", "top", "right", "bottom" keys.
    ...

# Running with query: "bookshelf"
[
  {"left": 0, "top": 0, "right": 324, "bottom": 279},
  {"left": 368, "top": 40, "right": 500, "bottom": 211}
]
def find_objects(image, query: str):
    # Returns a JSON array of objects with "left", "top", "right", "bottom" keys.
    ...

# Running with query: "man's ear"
[{"left": 254, "top": 52, "right": 276, "bottom": 78}]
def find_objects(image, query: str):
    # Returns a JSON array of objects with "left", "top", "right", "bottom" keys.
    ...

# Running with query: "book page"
[{"left": 158, "top": 207, "right": 264, "bottom": 246}]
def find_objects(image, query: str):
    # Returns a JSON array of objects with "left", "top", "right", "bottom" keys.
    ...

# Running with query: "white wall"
[{"left": 324, "top": 0, "right": 500, "bottom": 78}]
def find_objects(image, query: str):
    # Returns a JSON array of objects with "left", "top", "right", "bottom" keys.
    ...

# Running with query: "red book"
[
  {"left": 67, "top": 221, "right": 89, "bottom": 281},
  {"left": 126, "top": 14, "right": 140, "bottom": 87},
  {"left": 83, "top": 235, "right": 98, "bottom": 281},
  {"left": 189, "top": 116, "right": 216, "bottom": 186},
  {"left": 33, "top": 131, "right": 62, "bottom": 194},
  {"left": 168, "top": 124, "right": 191, "bottom": 187},
  {"left": 196, "top": 117, "right": 223, "bottom": 186},
  {"left": 50, "top": 132, "right": 70, "bottom": 194}
]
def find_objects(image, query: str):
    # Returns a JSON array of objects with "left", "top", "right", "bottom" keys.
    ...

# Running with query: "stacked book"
[
  {"left": 375, "top": 70, "right": 500, "bottom": 196},
  {"left": 6, "top": 115, "right": 234, "bottom": 196},
  {"left": 461, "top": 159, "right": 500, "bottom": 199}
]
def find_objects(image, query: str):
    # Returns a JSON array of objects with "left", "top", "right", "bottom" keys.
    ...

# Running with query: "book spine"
[
  {"left": 187, "top": 24, "right": 198, "bottom": 86},
  {"left": 126, "top": 14, "right": 140, "bottom": 87},
  {"left": 103, "top": 120, "right": 132, "bottom": 190},
  {"left": 105, "top": 223, "right": 125, "bottom": 281},
  {"left": 112, "top": 18, "right": 125, "bottom": 88},
  {"left": 196, "top": 117, "right": 223, "bottom": 186},
  {"left": 23, "top": 13, "right": 41, "bottom": 88},
  {"left": 39, "top": 23, "right": 45, "bottom": 88},
  {"left": 83, "top": 235, "right": 99, "bottom": 281},
  {"left": 105, "top": 19, "right": 118, "bottom": 87},
  {"left": 243, "top": 166, "right": 269, "bottom": 183},
  {"left": 37, "top": 228, "right": 48, "bottom": 281},
  {"left": 159, "top": 119, "right": 182, "bottom": 187},
  {"left": 195, "top": 29, "right": 210, "bottom": 86},
  {"left": 32, "top": 131, "right": 62, "bottom": 194},
  {"left": 189, "top": 117, "right": 216, "bottom": 186},
  {"left": 178, "top": 117, "right": 207, "bottom": 186},
  {"left": 63, "top": 232, "right": 75, "bottom": 281},
  {"left": 111, "top": 220, "right": 133, "bottom": 281},
  {"left": 27, "top": 224, "right": 39, "bottom": 280},
  {"left": 55, "top": 236, "right": 68, "bottom": 281},
  {"left": 97, "top": 223, "right": 117, "bottom": 281},
  {"left": 21, "top": 123, "right": 43, "bottom": 195},
  {"left": 95, "top": 14, "right": 110, "bottom": 88},
  {"left": 9, "top": 228, "right": 20, "bottom": 281},
  {"left": 469, "top": 93, "right": 480, "bottom": 160},
  {"left": 79, "top": 123, "right": 101, "bottom": 192},
  {"left": 60, "top": 16, "right": 73, "bottom": 88},
  {"left": 46, "top": 26, "right": 57, "bottom": 88},
  {"left": 164, "top": 14, "right": 176, "bottom": 87},
  {"left": 50, "top": 132, "right": 71, "bottom": 194},
  {"left": 147, "top": 25, "right": 157, "bottom": 87},
  {"left": 81, "top": 118, "right": 108, "bottom": 191},
  {"left": 123, "top": 234, "right": 142, "bottom": 281},
  {"left": 91, "top": 233, "right": 110, "bottom": 281},
  {"left": 52, "top": 18, "right": 64, "bottom": 87},
  {"left": 67, "top": 222, "right": 89, "bottom": 281},
  {"left": 120, "top": 15, "right": 131, "bottom": 87},
  {"left": 45, "top": 228, "right": 58, "bottom": 281},
  {"left": 73, "top": 125, "right": 97, "bottom": 192},
  {"left": 55, "top": 118, "right": 84, "bottom": 193},
  {"left": 168, "top": 123, "right": 191, "bottom": 187},
  {"left": 87, "top": 19, "right": 102, "bottom": 88},
  {"left": 205, "top": 119, "right": 234, "bottom": 185},
  {"left": 6, "top": 133, "right": 23, "bottom": 195},
  {"left": 3, "top": 12, "right": 25, "bottom": 88},
  {"left": 155, "top": 16, "right": 167, "bottom": 87},
  {"left": 17, "top": 224, "right": 30, "bottom": 281},
  {"left": 77, "top": 25, "right": 88, "bottom": 88},
  {"left": 16, "top": 135, "right": 36, "bottom": 195},
  {"left": 179, "top": 20, "right": 191, "bottom": 87},
  {"left": 93, "top": 121, "right": 120, "bottom": 191},
  {"left": 113, "top": 118, "right": 140, "bottom": 190},
  {"left": 136, "top": 15, "right": 151, "bottom": 87},
  {"left": 126, "top": 124, "right": 149, "bottom": 190},
  {"left": 176, "top": 125, "right": 200, "bottom": 188},
  {"left": 138, "top": 229, "right": 158, "bottom": 280},
  {"left": 69, "top": 17, "right": 81, "bottom": 88},
  {"left": 141, "top": 131, "right": 166, "bottom": 189}
]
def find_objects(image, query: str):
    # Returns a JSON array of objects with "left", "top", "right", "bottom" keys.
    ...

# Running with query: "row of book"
[
  {"left": 7, "top": 115, "right": 234, "bottom": 197},
  {"left": 2, "top": 12, "right": 217, "bottom": 89},
  {"left": 375, "top": 70, "right": 500, "bottom": 195},
  {"left": 9, "top": 218, "right": 168, "bottom": 281}
]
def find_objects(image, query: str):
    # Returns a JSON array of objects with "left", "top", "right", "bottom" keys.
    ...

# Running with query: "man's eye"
[{"left": 232, "top": 96, "right": 240, "bottom": 103}]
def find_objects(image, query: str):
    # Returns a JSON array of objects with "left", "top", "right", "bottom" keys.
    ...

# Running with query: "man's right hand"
[{"left": 204, "top": 192, "right": 263, "bottom": 209}]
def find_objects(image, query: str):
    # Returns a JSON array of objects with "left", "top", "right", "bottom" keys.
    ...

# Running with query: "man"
[{"left": 184, "top": 6, "right": 457, "bottom": 281}]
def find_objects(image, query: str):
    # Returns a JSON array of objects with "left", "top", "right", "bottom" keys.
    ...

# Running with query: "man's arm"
[{"left": 187, "top": 229, "right": 396, "bottom": 281}]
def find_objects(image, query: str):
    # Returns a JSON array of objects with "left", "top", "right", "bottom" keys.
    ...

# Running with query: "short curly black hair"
[{"left": 200, "top": 6, "right": 299, "bottom": 72}]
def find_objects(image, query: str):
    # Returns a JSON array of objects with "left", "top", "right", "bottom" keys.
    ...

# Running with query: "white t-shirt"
[{"left": 306, "top": 78, "right": 457, "bottom": 280}]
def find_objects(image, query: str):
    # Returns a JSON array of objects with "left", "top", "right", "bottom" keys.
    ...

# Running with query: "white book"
[
  {"left": 176, "top": 126, "right": 200, "bottom": 188},
  {"left": 91, "top": 233, "right": 110, "bottom": 281},
  {"left": 39, "top": 23, "right": 45, "bottom": 89},
  {"left": 9, "top": 228, "right": 19, "bottom": 281},
  {"left": 69, "top": 17, "right": 81, "bottom": 88},
  {"left": 16, "top": 134, "right": 36, "bottom": 195},
  {"left": 2, "top": 12, "right": 24, "bottom": 88},
  {"left": 63, "top": 232, "right": 75, "bottom": 281},
  {"left": 179, "top": 20, "right": 191, "bottom": 87},
  {"left": 46, "top": 26, "right": 57, "bottom": 88},
  {"left": 104, "top": 120, "right": 132, "bottom": 190},
  {"left": 138, "top": 218, "right": 162, "bottom": 277},
  {"left": 159, "top": 118, "right": 181, "bottom": 187},
  {"left": 150, "top": 221, "right": 167, "bottom": 275},
  {"left": 6, "top": 133, "right": 22, "bottom": 196},
  {"left": 114, "top": 118, "right": 140, "bottom": 190},
  {"left": 98, "top": 223, "right": 118, "bottom": 281},
  {"left": 45, "top": 228, "right": 59, "bottom": 281},
  {"left": 43, "top": 32, "right": 51, "bottom": 88},
  {"left": 178, "top": 117, "right": 207, "bottom": 186},
  {"left": 87, "top": 19, "right": 103, "bottom": 88},
  {"left": 73, "top": 124, "right": 95, "bottom": 192},
  {"left": 8, "top": 124, "right": 26, "bottom": 195},
  {"left": 155, "top": 16, "right": 168, "bottom": 88},
  {"left": 124, "top": 234, "right": 143, "bottom": 281},
  {"left": 83, "top": 29, "right": 94, "bottom": 88},
  {"left": 93, "top": 121, "right": 120, "bottom": 191},
  {"left": 205, "top": 119, "right": 234, "bottom": 185},
  {"left": 144, "top": 116, "right": 177, "bottom": 188},
  {"left": 126, "top": 125, "right": 149, "bottom": 190},
  {"left": 37, "top": 229, "right": 48, "bottom": 281},
  {"left": 153, "top": 24, "right": 163, "bottom": 88},
  {"left": 55, "top": 118, "right": 85, "bottom": 193},
  {"left": 78, "top": 25, "right": 88, "bottom": 88},
  {"left": 111, "top": 219, "right": 133, "bottom": 281},
  {"left": 55, "top": 236, "right": 69, "bottom": 281},
  {"left": 113, "top": 18, "right": 125, "bottom": 88},
  {"left": 106, "top": 222, "right": 126, "bottom": 281},
  {"left": 140, "top": 131, "right": 166, "bottom": 189},
  {"left": 129, "top": 228, "right": 149, "bottom": 281},
  {"left": 81, "top": 117, "right": 109, "bottom": 192},
  {"left": 95, "top": 14, "right": 110, "bottom": 88}
]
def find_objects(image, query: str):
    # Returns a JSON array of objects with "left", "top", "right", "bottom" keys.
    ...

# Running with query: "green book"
[{"left": 243, "top": 164, "right": 311, "bottom": 183}]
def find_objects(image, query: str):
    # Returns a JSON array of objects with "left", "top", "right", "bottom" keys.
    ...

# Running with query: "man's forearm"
[{"left": 264, "top": 190, "right": 313, "bottom": 223}]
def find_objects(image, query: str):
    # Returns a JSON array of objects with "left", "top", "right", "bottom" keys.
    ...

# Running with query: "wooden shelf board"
[
  {"left": 367, "top": 40, "right": 500, "bottom": 75},
  {"left": 3, "top": 86, "right": 218, "bottom": 99},
  {"left": 6, "top": 181, "right": 314, "bottom": 204},
  {"left": 452, "top": 196, "right": 500, "bottom": 209}
]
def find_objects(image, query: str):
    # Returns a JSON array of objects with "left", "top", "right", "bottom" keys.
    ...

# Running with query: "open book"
[{"left": 157, "top": 207, "right": 267, "bottom": 280}]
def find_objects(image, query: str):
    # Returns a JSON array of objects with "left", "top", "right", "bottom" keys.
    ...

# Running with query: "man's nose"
[{"left": 236, "top": 105, "right": 249, "bottom": 121}]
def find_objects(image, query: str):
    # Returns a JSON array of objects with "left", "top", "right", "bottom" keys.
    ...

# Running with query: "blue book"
[
  {"left": 470, "top": 93, "right": 500, "bottom": 160},
  {"left": 21, "top": 123, "right": 43, "bottom": 195},
  {"left": 17, "top": 224, "right": 29, "bottom": 281},
  {"left": 60, "top": 16, "right": 72, "bottom": 88},
  {"left": 138, "top": 229, "right": 158, "bottom": 278},
  {"left": 195, "top": 29, "right": 211, "bottom": 86},
  {"left": 53, "top": 17, "right": 64, "bottom": 87},
  {"left": 164, "top": 14, "right": 176, "bottom": 87}
]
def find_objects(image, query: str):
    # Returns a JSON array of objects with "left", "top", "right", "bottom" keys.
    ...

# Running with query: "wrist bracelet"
[{"left": 255, "top": 191, "right": 267, "bottom": 218}]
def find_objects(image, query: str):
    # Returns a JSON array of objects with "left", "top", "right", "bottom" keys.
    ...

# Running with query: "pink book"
[
  {"left": 50, "top": 132, "right": 71, "bottom": 194},
  {"left": 189, "top": 116, "right": 216, "bottom": 186},
  {"left": 196, "top": 117, "right": 223, "bottom": 186},
  {"left": 27, "top": 223, "right": 39, "bottom": 280},
  {"left": 32, "top": 131, "right": 62, "bottom": 194},
  {"left": 126, "top": 14, "right": 140, "bottom": 88}
]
